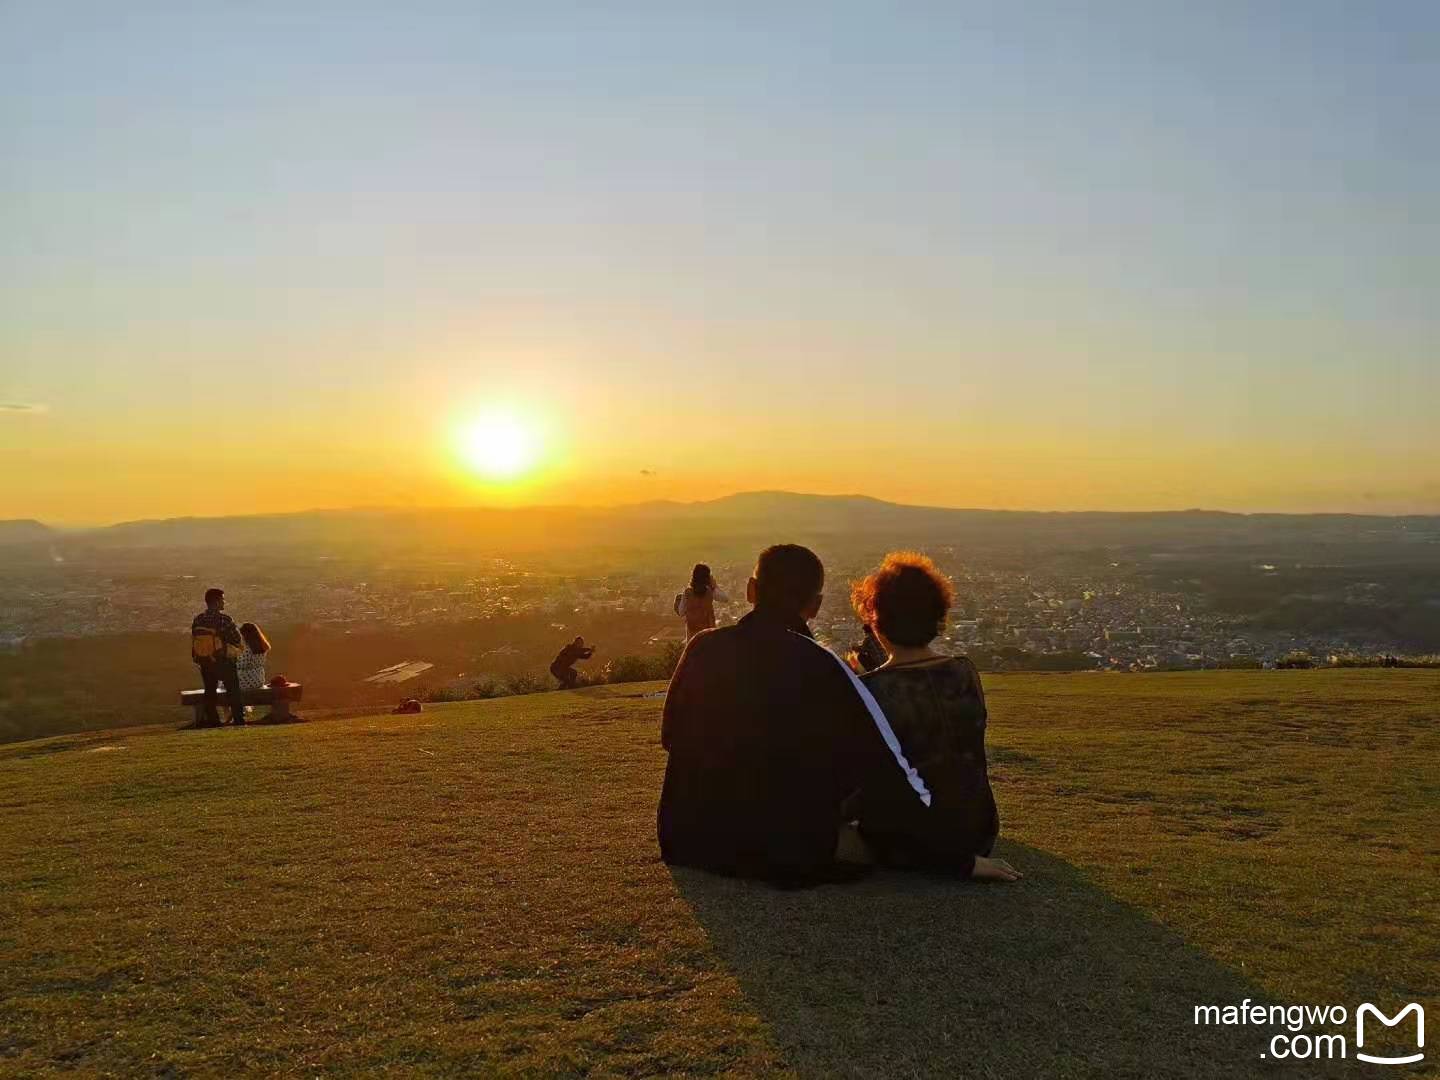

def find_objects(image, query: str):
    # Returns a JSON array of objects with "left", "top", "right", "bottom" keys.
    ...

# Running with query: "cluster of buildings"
[
  {"left": 0, "top": 554, "right": 1413, "bottom": 670},
  {"left": 809, "top": 563, "right": 1396, "bottom": 671},
  {"left": 0, "top": 558, "right": 687, "bottom": 644}
]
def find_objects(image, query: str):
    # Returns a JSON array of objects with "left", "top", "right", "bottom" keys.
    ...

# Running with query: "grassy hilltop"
[{"left": 1, "top": 671, "right": 1436, "bottom": 1078}]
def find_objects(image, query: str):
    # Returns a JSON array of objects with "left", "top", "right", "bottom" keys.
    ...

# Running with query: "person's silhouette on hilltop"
[
  {"left": 550, "top": 635, "right": 595, "bottom": 690},
  {"left": 189, "top": 587, "right": 245, "bottom": 727},
  {"left": 675, "top": 563, "right": 727, "bottom": 641}
]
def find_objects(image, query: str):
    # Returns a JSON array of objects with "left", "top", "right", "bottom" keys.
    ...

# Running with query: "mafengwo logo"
[{"left": 1356, "top": 1002, "right": 1424, "bottom": 1066}]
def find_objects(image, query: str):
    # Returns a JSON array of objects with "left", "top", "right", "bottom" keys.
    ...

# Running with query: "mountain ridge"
[
  {"left": 1, "top": 491, "right": 1433, "bottom": 563},
  {"left": 0, "top": 520, "right": 56, "bottom": 545},
  {"left": 19, "top": 490, "right": 1440, "bottom": 537}
]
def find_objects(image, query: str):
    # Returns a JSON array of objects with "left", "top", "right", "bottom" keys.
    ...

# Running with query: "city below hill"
[{"left": 4, "top": 490, "right": 1440, "bottom": 746}]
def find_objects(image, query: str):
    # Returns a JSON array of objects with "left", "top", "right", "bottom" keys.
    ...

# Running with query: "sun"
[{"left": 457, "top": 412, "right": 539, "bottom": 480}]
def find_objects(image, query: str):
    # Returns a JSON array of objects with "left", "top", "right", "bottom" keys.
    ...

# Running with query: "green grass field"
[{"left": 1, "top": 671, "right": 1436, "bottom": 1078}]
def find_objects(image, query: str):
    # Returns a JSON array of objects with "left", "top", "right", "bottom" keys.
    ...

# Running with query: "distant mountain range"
[
  {"left": 0, "top": 520, "right": 56, "bottom": 546},
  {"left": 8, "top": 492, "right": 1440, "bottom": 562}
]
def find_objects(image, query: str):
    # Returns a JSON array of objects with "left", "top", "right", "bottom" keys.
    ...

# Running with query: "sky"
[{"left": 2, "top": 1, "right": 1436, "bottom": 524}]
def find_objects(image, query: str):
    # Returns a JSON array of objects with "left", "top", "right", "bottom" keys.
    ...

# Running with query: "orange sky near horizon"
[
  {"left": 3, "top": 292, "right": 1436, "bottom": 524},
  {"left": 5, "top": 386, "right": 1433, "bottom": 525},
  {"left": 3, "top": 6, "right": 1437, "bottom": 524}
]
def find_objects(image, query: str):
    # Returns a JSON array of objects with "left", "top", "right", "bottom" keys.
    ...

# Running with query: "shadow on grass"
[
  {"left": 673, "top": 841, "right": 1336, "bottom": 1080},
  {"left": 0, "top": 729, "right": 140, "bottom": 762}
]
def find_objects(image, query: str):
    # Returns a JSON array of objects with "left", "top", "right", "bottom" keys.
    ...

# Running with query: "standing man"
[
  {"left": 190, "top": 587, "right": 245, "bottom": 726},
  {"left": 550, "top": 635, "right": 596, "bottom": 689}
]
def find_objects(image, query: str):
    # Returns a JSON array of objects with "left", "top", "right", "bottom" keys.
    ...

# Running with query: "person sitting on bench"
[
  {"left": 237, "top": 622, "right": 271, "bottom": 719},
  {"left": 190, "top": 587, "right": 245, "bottom": 727}
]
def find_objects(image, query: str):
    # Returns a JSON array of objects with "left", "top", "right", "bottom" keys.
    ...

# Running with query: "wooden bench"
[{"left": 179, "top": 682, "right": 303, "bottom": 726}]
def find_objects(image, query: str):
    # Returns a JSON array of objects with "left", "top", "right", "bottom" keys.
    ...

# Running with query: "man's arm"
[
  {"left": 844, "top": 699, "right": 974, "bottom": 877},
  {"left": 219, "top": 615, "right": 243, "bottom": 646},
  {"left": 808, "top": 645, "right": 984, "bottom": 875},
  {"left": 829, "top": 663, "right": 933, "bottom": 812}
]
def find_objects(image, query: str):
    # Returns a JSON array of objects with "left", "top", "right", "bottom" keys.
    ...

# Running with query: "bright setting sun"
[{"left": 457, "top": 412, "right": 540, "bottom": 480}]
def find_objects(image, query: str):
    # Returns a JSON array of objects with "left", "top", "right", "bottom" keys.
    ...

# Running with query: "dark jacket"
[
  {"left": 551, "top": 643, "right": 594, "bottom": 670},
  {"left": 658, "top": 609, "right": 946, "bottom": 885},
  {"left": 859, "top": 657, "right": 998, "bottom": 871}
]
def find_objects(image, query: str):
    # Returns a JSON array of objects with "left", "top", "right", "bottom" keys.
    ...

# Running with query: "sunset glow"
[
  {"left": 457, "top": 412, "right": 540, "bottom": 481},
  {"left": 1, "top": 6, "right": 1436, "bottom": 524}
]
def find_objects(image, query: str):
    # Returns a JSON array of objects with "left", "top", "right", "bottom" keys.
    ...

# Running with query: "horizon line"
[{"left": 12, "top": 488, "right": 1440, "bottom": 531}]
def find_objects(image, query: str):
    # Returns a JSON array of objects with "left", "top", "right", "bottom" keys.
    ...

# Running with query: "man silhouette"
[
  {"left": 658, "top": 544, "right": 952, "bottom": 885},
  {"left": 190, "top": 588, "right": 245, "bottom": 727},
  {"left": 550, "top": 636, "right": 595, "bottom": 689}
]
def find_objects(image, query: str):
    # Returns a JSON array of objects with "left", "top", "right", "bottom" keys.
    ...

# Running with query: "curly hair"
[{"left": 850, "top": 551, "right": 954, "bottom": 648}]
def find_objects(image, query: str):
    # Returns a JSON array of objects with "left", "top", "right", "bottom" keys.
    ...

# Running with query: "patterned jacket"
[
  {"left": 191, "top": 610, "right": 243, "bottom": 664},
  {"left": 859, "top": 656, "right": 999, "bottom": 865}
]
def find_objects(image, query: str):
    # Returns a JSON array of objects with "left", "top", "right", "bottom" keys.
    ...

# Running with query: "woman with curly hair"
[{"left": 850, "top": 552, "right": 1017, "bottom": 881}]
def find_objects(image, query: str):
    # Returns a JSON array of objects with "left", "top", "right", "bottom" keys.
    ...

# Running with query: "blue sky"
[{"left": 2, "top": 2, "right": 1436, "bottom": 521}]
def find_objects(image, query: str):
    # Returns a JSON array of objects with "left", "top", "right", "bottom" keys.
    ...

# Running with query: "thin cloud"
[
  {"left": 639, "top": 468, "right": 657, "bottom": 477},
  {"left": 0, "top": 402, "right": 49, "bottom": 414}
]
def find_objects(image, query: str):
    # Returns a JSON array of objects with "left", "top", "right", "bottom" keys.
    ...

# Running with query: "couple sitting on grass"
[{"left": 659, "top": 544, "right": 1022, "bottom": 887}]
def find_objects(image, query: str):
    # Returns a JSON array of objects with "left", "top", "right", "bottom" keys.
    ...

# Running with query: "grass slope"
[{"left": 1, "top": 671, "right": 1436, "bottom": 1078}]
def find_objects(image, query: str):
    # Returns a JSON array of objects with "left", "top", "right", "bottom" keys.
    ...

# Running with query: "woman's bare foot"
[{"left": 972, "top": 855, "right": 1023, "bottom": 882}]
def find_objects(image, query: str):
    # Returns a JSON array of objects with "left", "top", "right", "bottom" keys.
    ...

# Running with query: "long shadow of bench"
[{"left": 672, "top": 841, "right": 1337, "bottom": 1079}]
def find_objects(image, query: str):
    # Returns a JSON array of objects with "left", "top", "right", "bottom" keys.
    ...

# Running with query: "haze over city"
[{"left": 4, "top": 3, "right": 1437, "bottom": 524}]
